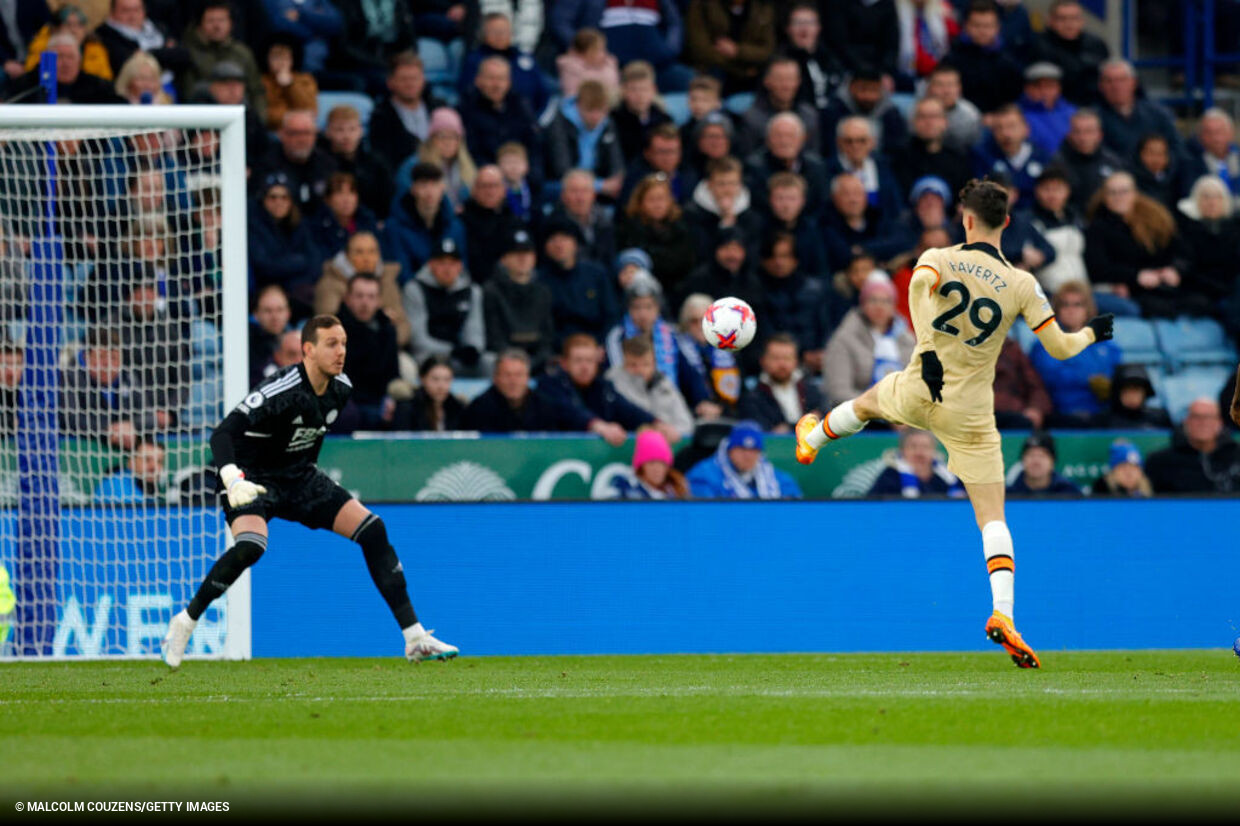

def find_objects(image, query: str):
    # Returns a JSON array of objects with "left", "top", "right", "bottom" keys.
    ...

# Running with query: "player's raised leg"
[
  {"left": 964, "top": 482, "right": 1039, "bottom": 669},
  {"left": 795, "top": 385, "right": 882, "bottom": 464},
  {"left": 331, "top": 499, "right": 459, "bottom": 662},
  {"left": 163, "top": 515, "right": 270, "bottom": 668}
]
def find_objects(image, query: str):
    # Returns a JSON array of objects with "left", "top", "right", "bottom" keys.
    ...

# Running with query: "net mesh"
[{"left": 0, "top": 125, "right": 230, "bottom": 658}]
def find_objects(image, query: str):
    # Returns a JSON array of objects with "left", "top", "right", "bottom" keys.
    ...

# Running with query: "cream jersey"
[{"left": 903, "top": 241, "right": 1054, "bottom": 412}]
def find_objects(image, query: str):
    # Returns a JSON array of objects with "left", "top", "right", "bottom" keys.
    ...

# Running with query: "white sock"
[
  {"left": 981, "top": 521, "right": 1014, "bottom": 620},
  {"left": 176, "top": 609, "right": 197, "bottom": 629},
  {"left": 402, "top": 622, "right": 426, "bottom": 643},
  {"left": 805, "top": 400, "right": 867, "bottom": 449}
]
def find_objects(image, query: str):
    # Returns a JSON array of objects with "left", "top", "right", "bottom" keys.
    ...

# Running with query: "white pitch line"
[{"left": 0, "top": 686, "right": 1229, "bottom": 705}]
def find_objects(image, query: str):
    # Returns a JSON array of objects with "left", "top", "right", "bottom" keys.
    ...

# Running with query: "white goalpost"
[{"left": 0, "top": 105, "right": 249, "bottom": 660}]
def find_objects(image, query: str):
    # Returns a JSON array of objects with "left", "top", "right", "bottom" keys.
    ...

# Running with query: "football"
[{"left": 702, "top": 297, "right": 757, "bottom": 351}]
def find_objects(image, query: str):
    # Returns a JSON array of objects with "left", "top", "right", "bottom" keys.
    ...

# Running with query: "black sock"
[
  {"left": 187, "top": 533, "right": 267, "bottom": 620},
  {"left": 354, "top": 515, "right": 418, "bottom": 629}
]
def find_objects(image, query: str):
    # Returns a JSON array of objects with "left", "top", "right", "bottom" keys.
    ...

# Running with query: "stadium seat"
[
  {"left": 1110, "top": 317, "right": 1164, "bottom": 367},
  {"left": 1008, "top": 318, "right": 1036, "bottom": 353},
  {"left": 1157, "top": 366, "right": 1232, "bottom": 422},
  {"left": 661, "top": 91, "right": 691, "bottom": 126},
  {"left": 417, "top": 38, "right": 453, "bottom": 86},
  {"left": 452, "top": 378, "right": 491, "bottom": 402},
  {"left": 1153, "top": 317, "right": 1238, "bottom": 369},
  {"left": 315, "top": 91, "right": 375, "bottom": 132},
  {"left": 432, "top": 84, "right": 459, "bottom": 107},
  {"left": 723, "top": 92, "right": 755, "bottom": 115}
]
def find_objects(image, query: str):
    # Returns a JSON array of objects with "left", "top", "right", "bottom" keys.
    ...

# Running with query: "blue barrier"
[{"left": 252, "top": 500, "right": 1237, "bottom": 657}]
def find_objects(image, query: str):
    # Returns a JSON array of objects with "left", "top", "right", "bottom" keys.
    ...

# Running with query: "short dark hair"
[
  {"left": 326, "top": 172, "right": 358, "bottom": 196},
  {"left": 761, "top": 231, "right": 796, "bottom": 260},
  {"left": 965, "top": 0, "right": 1000, "bottom": 19},
  {"left": 959, "top": 178, "right": 1009, "bottom": 229},
  {"left": 347, "top": 271, "right": 380, "bottom": 293},
  {"left": 621, "top": 335, "right": 653, "bottom": 358},
  {"left": 388, "top": 50, "right": 423, "bottom": 75},
  {"left": 199, "top": 1, "right": 232, "bottom": 23},
  {"left": 561, "top": 332, "right": 599, "bottom": 357},
  {"left": 764, "top": 332, "right": 799, "bottom": 354},
  {"left": 302, "top": 314, "right": 342, "bottom": 346},
  {"left": 646, "top": 123, "right": 680, "bottom": 147}
]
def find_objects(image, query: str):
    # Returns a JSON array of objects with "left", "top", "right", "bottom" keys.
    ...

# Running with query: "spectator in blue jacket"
[
  {"left": 1029, "top": 280, "right": 1123, "bottom": 427},
  {"left": 686, "top": 420, "right": 802, "bottom": 499},
  {"left": 382, "top": 162, "right": 467, "bottom": 286},
  {"left": 260, "top": 0, "right": 341, "bottom": 75},
  {"left": 538, "top": 216, "right": 618, "bottom": 350},
  {"left": 1006, "top": 431, "right": 1083, "bottom": 497},
  {"left": 824, "top": 116, "right": 904, "bottom": 223},
  {"left": 94, "top": 441, "right": 167, "bottom": 504},
  {"left": 868, "top": 428, "right": 966, "bottom": 498},
  {"left": 248, "top": 171, "right": 323, "bottom": 319},
  {"left": 542, "top": 81, "right": 626, "bottom": 204},
  {"left": 1019, "top": 62, "right": 1076, "bottom": 158},
  {"left": 458, "top": 12, "right": 548, "bottom": 116},
  {"left": 972, "top": 104, "right": 1053, "bottom": 209}
]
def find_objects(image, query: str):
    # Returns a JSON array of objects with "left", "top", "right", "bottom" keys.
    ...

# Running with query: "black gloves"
[
  {"left": 921, "top": 350, "right": 944, "bottom": 403},
  {"left": 1086, "top": 314, "right": 1114, "bottom": 342},
  {"left": 452, "top": 345, "right": 481, "bottom": 367}
]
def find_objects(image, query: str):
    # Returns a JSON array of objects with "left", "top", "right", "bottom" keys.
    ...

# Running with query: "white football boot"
[
  {"left": 403, "top": 623, "right": 459, "bottom": 663},
  {"left": 161, "top": 610, "right": 197, "bottom": 668}
]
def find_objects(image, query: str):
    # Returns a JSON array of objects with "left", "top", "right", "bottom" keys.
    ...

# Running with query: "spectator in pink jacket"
[{"left": 556, "top": 28, "right": 620, "bottom": 100}]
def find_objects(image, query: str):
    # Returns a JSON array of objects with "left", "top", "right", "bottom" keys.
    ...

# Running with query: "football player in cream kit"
[{"left": 795, "top": 179, "right": 1114, "bottom": 667}]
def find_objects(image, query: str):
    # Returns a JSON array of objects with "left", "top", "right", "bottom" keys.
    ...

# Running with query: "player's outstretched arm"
[{"left": 1034, "top": 314, "right": 1113, "bottom": 361}]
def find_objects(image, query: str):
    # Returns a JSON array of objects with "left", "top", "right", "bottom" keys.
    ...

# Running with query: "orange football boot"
[{"left": 985, "top": 610, "right": 1041, "bottom": 669}]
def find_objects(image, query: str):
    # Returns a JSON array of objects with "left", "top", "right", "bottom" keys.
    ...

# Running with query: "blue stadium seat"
[
  {"left": 452, "top": 378, "right": 491, "bottom": 402},
  {"left": 1154, "top": 316, "right": 1237, "bottom": 369},
  {"left": 432, "top": 84, "right": 459, "bottom": 107},
  {"left": 1158, "top": 366, "right": 1232, "bottom": 423},
  {"left": 315, "top": 91, "right": 375, "bottom": 132},
  {"left": 417, "top": 37, "right": 453, "bottom": 86},
  {"left": 661, "top": 91, "right": 691, "bottom": 126},
  {"left": 1110, "top": 317, "right": 1164, "bottom": 367},
  {"left": 723, "top": 91, "right": 755, "bottom": 114},
  {"left": 1144, "top": 364, "right": 1169, "bottom": 409},
  {"left": 1008, "top": 318, "right": 1037, "bottom": 353}
]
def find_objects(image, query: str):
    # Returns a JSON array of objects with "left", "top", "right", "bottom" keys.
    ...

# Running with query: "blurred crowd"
[{"left": 1, "top": 0, "right": 1240, "bottom": 502}]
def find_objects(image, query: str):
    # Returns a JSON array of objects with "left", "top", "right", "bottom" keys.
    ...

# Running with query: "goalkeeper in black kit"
[{"left": 162, "top": 315, "right": 458, "bottom": 667}]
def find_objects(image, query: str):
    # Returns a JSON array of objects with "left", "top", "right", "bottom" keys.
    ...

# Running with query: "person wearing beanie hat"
[
  {"left": 1100, "top": 363, "right": 1171, "bottom": 429},
  {"left": 685, "top": 420, "right": 802, "bottom": 499},
  {"left": 413, "top": 106, "right": 477, "bottom": 211},
  {"left": 248, "top": 167, "right": 323, "bottom": 319},
  {"left": 797, "top": 176, "right": 1119, "bottom": 669},
  {"left": 1092, "top": 439, "right": 1152, "bottom": 497},
  {"left": 1006, "top": 430, "right": 1083, "bottom": 497},
  {"left": 484, "top": 225, "right": 556, "bottom": 372},
  {"left": 604, "top": 269, "right": 718, "bottom": 420},
  {"left": 614, "top": 428, "right": 691, "bottom": 500}
]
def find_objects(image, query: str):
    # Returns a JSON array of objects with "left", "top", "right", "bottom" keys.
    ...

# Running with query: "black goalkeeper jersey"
[{"left": 209, "top": 363, "right": 352, "bottom": 481}]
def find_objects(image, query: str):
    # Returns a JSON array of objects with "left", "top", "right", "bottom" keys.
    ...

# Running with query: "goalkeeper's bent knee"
[{"left": 187, "top": 532, "right": 267, "bottom": 620}]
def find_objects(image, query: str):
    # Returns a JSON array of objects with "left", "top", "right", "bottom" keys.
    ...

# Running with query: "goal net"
[{"left": 0, "top": 106, "right": 249, "bottom": 660}]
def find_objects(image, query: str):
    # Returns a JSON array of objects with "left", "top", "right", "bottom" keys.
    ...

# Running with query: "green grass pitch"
[{"left": 4, "top": 651, "right": 1240, "bottom": 820}]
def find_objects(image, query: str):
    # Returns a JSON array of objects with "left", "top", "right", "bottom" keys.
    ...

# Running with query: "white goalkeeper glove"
[{"left": 219, "top": 464, "right": 267, "bottom": 508}]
